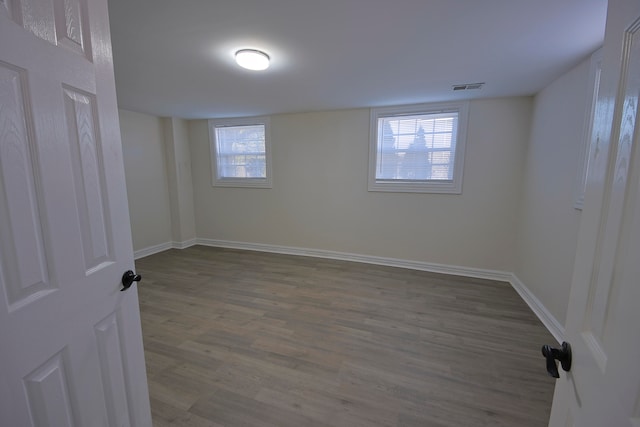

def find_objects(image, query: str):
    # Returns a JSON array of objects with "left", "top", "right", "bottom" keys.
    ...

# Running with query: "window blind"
[
  {"left": 215, "top": 124, "right": 267, "bottom": 179},
  {"left": 376, "top": 112, "right": 458, "bottom": 181}
]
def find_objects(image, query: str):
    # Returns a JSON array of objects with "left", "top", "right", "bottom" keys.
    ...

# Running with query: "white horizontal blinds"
[
  {"left": 376, "top": 111, "right": 458, "bottom": 181},
  {"left": 215, "top": 124, "right": 266, "bottom": 179}
]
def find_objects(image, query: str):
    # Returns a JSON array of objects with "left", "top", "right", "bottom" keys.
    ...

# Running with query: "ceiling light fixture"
[{"left": 235, "top": 49, "right": 270, "bottom": 71}]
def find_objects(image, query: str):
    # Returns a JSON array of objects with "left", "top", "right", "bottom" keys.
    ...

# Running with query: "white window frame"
[
  {"left": 208, "top": 116, "right": 272, "bottom": 188},
  {"left": 368, "top": 101, "right": 469, "bottom": 194}
]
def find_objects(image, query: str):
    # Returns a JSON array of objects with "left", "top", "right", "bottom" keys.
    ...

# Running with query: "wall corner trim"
[
  {"left": 508, "top": 274, "right": 565, "bottom": 343},
  {"left": 133, "top": 239, "right": 197, "bottom": 259},
  {"left": 133, "top": 242, "right": 173, "bottom": 260},
  {"left": 172, "top": 238, "right": 197, "bottom": 250}
]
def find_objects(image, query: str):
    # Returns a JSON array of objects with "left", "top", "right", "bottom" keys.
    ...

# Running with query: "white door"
[
  {"left": 548, "top": 0, "right": 640, "bottom": 425},
  {"left": 0, "top": 0, "right": 151, "bottom": 425}
]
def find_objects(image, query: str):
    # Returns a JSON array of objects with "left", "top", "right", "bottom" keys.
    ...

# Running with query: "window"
[
  {"left": 209, "top": 116, "right": 272, "bottom": 188},
  {"left": 368, "top": 102, "right": 469, "bottom": 193}
]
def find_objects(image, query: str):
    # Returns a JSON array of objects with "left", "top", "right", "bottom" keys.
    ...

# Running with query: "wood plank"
[{"left": 136, "top": 246, "right": 555, "bottom": 426}]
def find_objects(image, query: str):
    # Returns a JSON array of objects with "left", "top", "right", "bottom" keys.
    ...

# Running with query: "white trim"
[
  {"left": 197, "top": 239, "right": 563, "bottom": 340},
  {"left": 133, "top": 242, "right": 172, "bottom": 259},
  {"left": 508, "top": 274, "right": 565, "bottom": 343},
  {"left": 138, "top": 238, "right": 564, "bottom": 343},
  {"left": 172, "top": 238, "right": 197, "bottom": 250},
  {"left": 195, "top": 238, "right": 511, "bottom": 282},
  {"left": 133, "top": 239, "right": 197, "bottom": 259}
]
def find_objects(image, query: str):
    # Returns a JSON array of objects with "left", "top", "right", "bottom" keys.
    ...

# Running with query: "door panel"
[
  {"left": 95, "top": 312, "right": 133, "bottom": 427},
  {"left": 53, "top": 0, "right": 91, "bottom": 57},
  {"left": 0, "top": 62, "right": 54, "bottom": 309},
  {"left": 548, "top": 1, "right": 640, "bottom": 425},
  {"left": 63, "top": 85, "right": 113, "bottom": 272},
  {"left": 24, "top": 350, "right": 76, "bottom": 427},
  {"left": 16, "top": 0, "right": 57, "bottom": 44},
  {"left": 0, "top": 0, "right": 151, "bottom": 425}
]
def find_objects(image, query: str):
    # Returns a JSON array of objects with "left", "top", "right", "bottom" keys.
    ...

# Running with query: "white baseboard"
[
  {"left": 509, "top": 274, "right": 564, "bottom": 343},
  {"left": 134, "top": 239, "right": 197, "bottom": 259},
  {"left": 142, "top": 238, "right": 563, "bottom": 342},
  {"left": 195, "top": 238, "right": 513, "bottom": 282},
  {"left": 172, "top": 238, "right": 197, "bottom": 250},
  {"left": 134, "top": 242, "right": 173, "bottom": 259},
  {"left": 196, "top": 239, "right": 564, "bottom": 341}
]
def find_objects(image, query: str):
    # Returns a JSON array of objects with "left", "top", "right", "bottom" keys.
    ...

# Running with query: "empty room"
[{"left": 2, "top": 0, "right": 640, "bottom": 426}]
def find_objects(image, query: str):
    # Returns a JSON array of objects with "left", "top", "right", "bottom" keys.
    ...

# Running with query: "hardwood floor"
[{"left": 135, "top": 246, "right": 556, "bottom": 427}]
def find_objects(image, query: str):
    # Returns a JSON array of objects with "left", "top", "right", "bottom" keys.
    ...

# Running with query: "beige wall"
[
  {"left": 119, "top": 61, "right": 597, "bottom": 336},
  {"left": 119, "top": 109, "right": 173, "bottom": 252},
  {"left": 189, "top": 97, "right": 531, "bottom": 271},
  {"left": 514, "top": 58, "right": 592, "bottom": 326}
]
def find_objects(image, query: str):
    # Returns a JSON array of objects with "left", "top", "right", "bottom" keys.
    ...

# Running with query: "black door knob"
[
  {"left": 541, "top": 341, "right": 572, "bottom": 378},
  {"left": 121, "top": 270, "right": 142, "bottom": 291}
]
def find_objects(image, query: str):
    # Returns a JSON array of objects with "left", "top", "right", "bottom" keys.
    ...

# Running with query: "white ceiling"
[{"left": 107, "top": 0, "right": 607, "bottom": 120}]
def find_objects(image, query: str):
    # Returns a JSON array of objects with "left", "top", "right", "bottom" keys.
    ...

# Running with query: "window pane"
[
  {"left": 433, "top": 133, "right": 452, "bottom": 148},
  {"left": 376, "top": 112, "right": 457, "bottom": 181},
  {"left": 215, "top": 124, "right": 266, "bottom": 178}
]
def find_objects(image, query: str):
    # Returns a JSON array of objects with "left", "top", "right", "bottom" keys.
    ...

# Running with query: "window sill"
[
  {"left": 213, "top": 178, "right": 272, "bottom": 189},
  {"left": 368, "top": 179, "right": 461, "bottom": 194}
]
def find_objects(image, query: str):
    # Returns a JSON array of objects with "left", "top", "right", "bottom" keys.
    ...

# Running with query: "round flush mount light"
[{"left": 235, "top": 49, "right": 270, "bottom": 71}]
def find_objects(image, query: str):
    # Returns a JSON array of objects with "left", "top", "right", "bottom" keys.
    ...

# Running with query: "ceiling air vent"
[{"left": 452, "top": 82, "right": 485, "bottom": 91}]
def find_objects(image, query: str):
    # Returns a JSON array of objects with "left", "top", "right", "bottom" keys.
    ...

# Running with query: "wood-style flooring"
[{"left": 135, "top": 246, "right": 556, "bottom": 427}]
